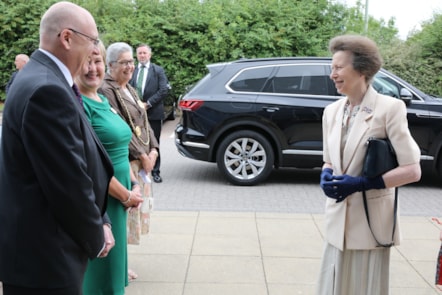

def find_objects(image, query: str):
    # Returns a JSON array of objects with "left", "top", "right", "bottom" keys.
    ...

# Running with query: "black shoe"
[{"left": 152, "top": 174, "right": 162, "bottom": 183}]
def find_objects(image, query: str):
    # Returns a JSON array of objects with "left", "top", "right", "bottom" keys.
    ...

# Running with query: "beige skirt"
[{"left": 316, "top": 242, "right": 390, "bottom": 295}]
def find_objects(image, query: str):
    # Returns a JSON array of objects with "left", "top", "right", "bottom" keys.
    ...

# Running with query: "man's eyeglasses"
[
  {"left": 58, "top": 28, "right": 100, "bottom": 46},
  {"left": 116, "top": 60, "right": 135, "bottom": 67}
]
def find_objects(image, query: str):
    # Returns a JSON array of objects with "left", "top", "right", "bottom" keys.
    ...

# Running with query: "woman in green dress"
[
  {"left": 99, "top": 42, "right": 160, "bottom": 280},
  {"left": 76, "top": 43, "right": 144, "bottom": 295}
]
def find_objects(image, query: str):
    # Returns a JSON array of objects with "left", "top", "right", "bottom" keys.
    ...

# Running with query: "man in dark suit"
[
  {"left": 130, "top": 44, "right": 169, "bottom": 183},
  {"left": 5, "top": 54, "right": 29, "bottom": 95},
  {"left": 0, "top": 2, "right": 114, "bottom": 294}
]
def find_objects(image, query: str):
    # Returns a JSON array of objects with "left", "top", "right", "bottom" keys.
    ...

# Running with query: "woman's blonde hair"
[{"left": 96, "top": 40, "right": 106, "bottom": 64}]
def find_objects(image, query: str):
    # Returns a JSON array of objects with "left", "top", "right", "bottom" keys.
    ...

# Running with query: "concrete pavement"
[
  {"left": 121, "top": 119, "right": 442, "bottom": 293},
  {"left": 1, "top": 211, "right": 439, "bottom": 294},
  {"left": 1, "top": 114, "right": 442, "bottom": 295},
  {"left": 126, "top": 211, "right": 442, "bottom": 295}
]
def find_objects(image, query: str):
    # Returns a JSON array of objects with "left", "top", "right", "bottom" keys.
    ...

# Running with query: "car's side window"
[
  {"left": 373, "top": 72, "right": 400, "bottom": 98},
  {"left": 229, "top": 64, "right": 333, "bottom": 96},
  {"left": 269, "top": 65, "right": 329, "bottom": 95},
  {"left": 229, "top": 67, "right": 274, "bottom": 92}
]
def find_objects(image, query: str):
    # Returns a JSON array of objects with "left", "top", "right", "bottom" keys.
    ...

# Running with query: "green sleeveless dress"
[{"left": 81, "top": 94, "right": 132, "bottom": 295}]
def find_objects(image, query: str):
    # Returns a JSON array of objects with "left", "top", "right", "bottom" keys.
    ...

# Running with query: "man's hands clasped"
[{"left": 320, "top": 169, "right": 386, "bottom": 203}]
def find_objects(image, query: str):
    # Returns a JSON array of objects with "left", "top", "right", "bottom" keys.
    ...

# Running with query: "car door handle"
[{"left": 262, "top": 106, "right": 279, "bottom": 112}]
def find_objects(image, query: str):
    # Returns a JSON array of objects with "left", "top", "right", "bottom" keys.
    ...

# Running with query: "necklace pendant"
[
  {"left": 135, "top": 126, "right": 142, "bottom": 137},
  {"left": 137, "top": 100, "right": 145, "bottom": 109}
]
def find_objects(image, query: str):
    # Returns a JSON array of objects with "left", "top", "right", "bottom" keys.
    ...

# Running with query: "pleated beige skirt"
[{"left": 316, "top": 242, "right": 391, "bottom": 295}]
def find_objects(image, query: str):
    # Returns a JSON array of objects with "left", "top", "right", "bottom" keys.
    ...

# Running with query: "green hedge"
[{"left": 1, "top": 0, "right": 441, "bottom": 102}]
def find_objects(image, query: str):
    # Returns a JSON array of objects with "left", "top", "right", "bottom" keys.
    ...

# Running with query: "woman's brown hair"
[{"left": 329, "top": 35, "right": 382, "bottom": 82}]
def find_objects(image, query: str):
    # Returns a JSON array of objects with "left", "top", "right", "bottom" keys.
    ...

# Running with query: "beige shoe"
[{"left": 128, "top": 269, "right": 138, "bottom": 282}]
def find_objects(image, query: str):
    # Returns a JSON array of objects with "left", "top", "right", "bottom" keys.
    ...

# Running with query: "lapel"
[
  {"left": 133, "top": 67, "right": 139, "bottom": 84},
  {"left": 341, "top": 86, "right": 376, "bottom": 173},
  {"left": 33, "top": 50, "right": 112, "bottom": 170},
  {"left": 33, "top": 50, "right": 85, "bottom": 111},
  {"left": 145, "top": 63, "right": 154, "bottom": 86},
  {"left": 135, "top": 63, "right": 150, "bottom": 96},
  {"left": 105, "top": 74, "right": 145, "bottom": 118},
  {"left": 328, "top": 99, "right": 345, "bottom": 174}
]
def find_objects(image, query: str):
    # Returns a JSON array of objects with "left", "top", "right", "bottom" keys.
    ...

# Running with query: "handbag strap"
[{"left": 362, "top": 188, "right": 398, "bottom": 248}]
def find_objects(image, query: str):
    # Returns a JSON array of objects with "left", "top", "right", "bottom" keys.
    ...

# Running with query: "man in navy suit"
[
  {"left": 0, "top": 2, "right": 114, "bottom": 294},
  {"left": 130, "top": 44, "right": 169, "bottom": 183}
]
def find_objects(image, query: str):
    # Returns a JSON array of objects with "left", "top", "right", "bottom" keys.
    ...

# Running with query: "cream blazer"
[{"left": 322, "top": 86, "right": 420, "bottom": 250}]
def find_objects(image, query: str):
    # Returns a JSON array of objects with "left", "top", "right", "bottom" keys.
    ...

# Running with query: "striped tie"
[{"left": 137, "top": 65, "right": 146, "bottom": 98}]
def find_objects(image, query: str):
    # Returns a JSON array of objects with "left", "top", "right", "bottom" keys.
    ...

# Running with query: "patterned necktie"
[
  {"left": 137, "top": 65, "right": 146, "bottom": 98},
  {"left": 72, "top": 83, "right": 83, "bottom": 109}
]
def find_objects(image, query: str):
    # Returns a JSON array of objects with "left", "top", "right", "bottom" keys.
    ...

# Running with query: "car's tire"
[{"left": 216, "top": 130, "right": 274, "bottom": 186}]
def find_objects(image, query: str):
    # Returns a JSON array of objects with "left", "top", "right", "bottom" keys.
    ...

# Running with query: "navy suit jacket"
[
  {"left": 0, "top": 50, "right": 114, "bottom": 288},
  {"left": 130, "top": 62, "right": 169, "bottom": 120}
]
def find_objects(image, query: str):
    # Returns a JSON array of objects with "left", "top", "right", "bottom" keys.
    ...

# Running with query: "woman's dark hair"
[{"left": 329, "top": 35, "right": 382, "bottom": 82}]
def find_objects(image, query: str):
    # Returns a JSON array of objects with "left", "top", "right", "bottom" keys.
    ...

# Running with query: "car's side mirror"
[{"left": 400, "top": 88, "right": 413, "bottom": 106}]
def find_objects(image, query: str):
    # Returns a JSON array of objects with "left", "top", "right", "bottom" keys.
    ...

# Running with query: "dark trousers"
[
  {"left": 3, "top": 283, "right": 81, "bottom": 295},
  {"left": 149, "top": 119, "right": 162, "bottom": 175}
]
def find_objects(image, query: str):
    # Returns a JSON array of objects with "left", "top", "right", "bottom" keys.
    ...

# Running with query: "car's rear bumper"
[
  {"left": 175, "top": 124, "right": 212, "bottom": 161},
  {"left": 175, "top": 137, "right": 211, "bottom": 161}
]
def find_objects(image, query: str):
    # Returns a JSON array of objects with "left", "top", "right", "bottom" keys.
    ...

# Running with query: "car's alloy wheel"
[{"left": 216, "top": 130, "right": 274, "bottom": 186}]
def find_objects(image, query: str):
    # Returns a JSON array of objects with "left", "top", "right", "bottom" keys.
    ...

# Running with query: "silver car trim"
[
  {"left": 282, "top": 149, "right": 434, "bottom": 161},
  {"left": 182, "top": 141, "right": 210, "bottom": 149},
  {"left": 420, "top": 155, "right": 434, "bottom": 161},
  {"left": 282, "top": 149, "right": 323, "bottom": 156}
]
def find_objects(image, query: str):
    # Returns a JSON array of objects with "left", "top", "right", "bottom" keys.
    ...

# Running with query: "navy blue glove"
[
  {"left": 320, "top": 168, "right": 335, "bottom": 198},
  {"left": 331, "top": 174, "right": 385, "bottom": 202}
]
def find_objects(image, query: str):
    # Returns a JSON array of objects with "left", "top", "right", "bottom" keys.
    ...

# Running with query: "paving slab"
[{"left": 124, "top": 211, "right": 442, "bottom": 295}]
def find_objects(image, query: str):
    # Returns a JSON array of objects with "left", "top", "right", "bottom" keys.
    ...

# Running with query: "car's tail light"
[{"left": 179, "top": 99, "right": 204, "bottom": 111}]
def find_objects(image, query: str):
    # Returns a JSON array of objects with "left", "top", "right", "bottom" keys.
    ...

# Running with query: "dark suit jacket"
[
  {"left": 5, "top": 70, "right": 18, "bottom": 94},
  {"left": 130, "top": 62, "right": 169, "bottom": 120},
  {"left": 0, "top": 50, "right": 114, "bottom": 288}
]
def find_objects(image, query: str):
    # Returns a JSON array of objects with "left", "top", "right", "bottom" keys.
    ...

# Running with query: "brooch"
[{"left": 362, "top": 106, "right": 372, "bottom": 114}]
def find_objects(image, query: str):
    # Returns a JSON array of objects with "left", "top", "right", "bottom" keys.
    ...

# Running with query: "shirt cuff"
[{"left": 96, "top": 242, "right": 106, "bottom": 257}]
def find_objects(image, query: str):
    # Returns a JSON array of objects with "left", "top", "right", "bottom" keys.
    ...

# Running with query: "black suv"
[{"left": 175, "top": 57, "right": 442, "bottom": 185}]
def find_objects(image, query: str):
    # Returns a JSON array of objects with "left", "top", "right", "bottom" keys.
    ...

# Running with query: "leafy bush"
[{"left": 1, "top": 0, "right": 441, "bottom": 103}]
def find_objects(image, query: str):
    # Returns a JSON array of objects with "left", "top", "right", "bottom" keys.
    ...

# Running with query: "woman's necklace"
[{"left": 115, "top": 85, "right": 150, "bottom": 146}]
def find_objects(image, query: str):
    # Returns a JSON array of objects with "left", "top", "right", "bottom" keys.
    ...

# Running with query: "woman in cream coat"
[{"left": 316, "top": 35, "right": 421, "bottom": 295}]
